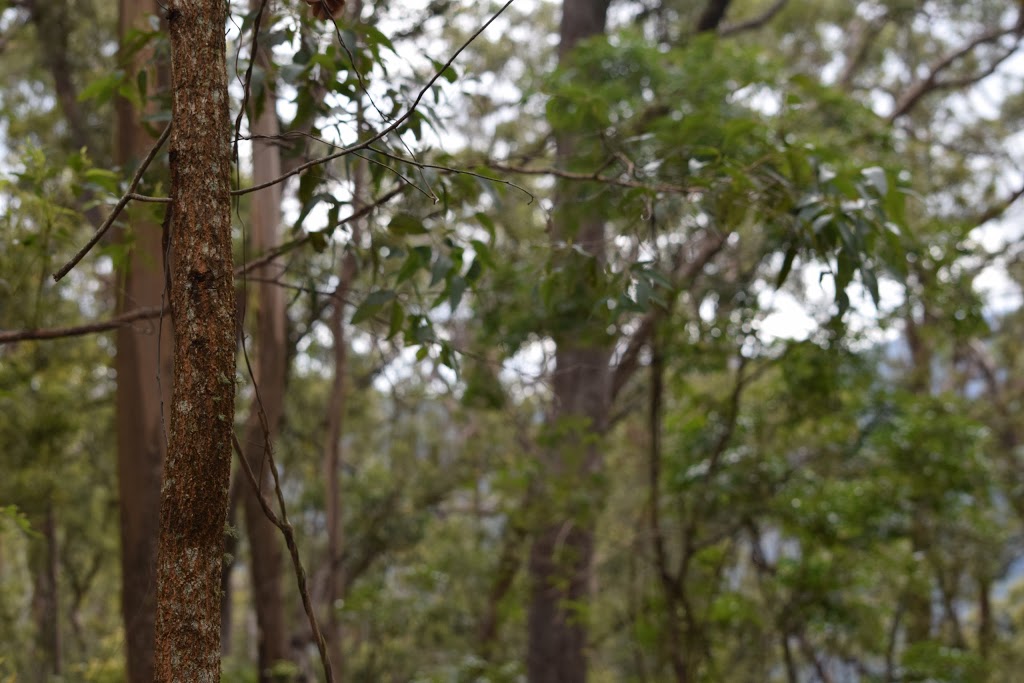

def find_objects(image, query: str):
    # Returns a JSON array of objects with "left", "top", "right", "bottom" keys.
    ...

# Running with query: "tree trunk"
[
  {"left": 322, "top": 137, "right": 364, "bottom": 683},
  {"left": 152, "top": 0, "right": 235, "bottom": 679},
  {"left": 527, "top": 2, "right": 611, "bottom": 680},
  {"left": 29, "top": 505, "right": 62, "bottom": 679},
  {"left": 240, "top": 4, "right": 291, "bottom": 676},
  {"left": 115, "top": 2, "right": 170, "bottom": 681}
]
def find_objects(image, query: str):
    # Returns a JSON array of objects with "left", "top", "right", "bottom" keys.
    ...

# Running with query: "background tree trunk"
[
  {"left": 527, "top": 0, "right": 611, "bottom": 680},
  {"left": 115, "top": 1, "right": 171, "bottom": 680},
  {"left": 152, "top": 0, "right": 235, "bottom": 679},
  {"left": 29, "top": 505, "right": 61, "bottom": 679},
  {"left": 240, "top": 3, "right": 291, "bottom": 676}
]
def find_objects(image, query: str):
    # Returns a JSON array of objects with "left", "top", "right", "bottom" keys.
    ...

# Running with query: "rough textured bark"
[
  {"left": 152, "top": 0, "right": 235, "bottom": 679},
  {"left": 240, "top": 6, "right": 291, "bottom": 676},
  {"left": 527, "top": 1, "right": 610, "bottom": 680},
  {"left": 114, "top": 1, "right": 170, "bottom": 681}
]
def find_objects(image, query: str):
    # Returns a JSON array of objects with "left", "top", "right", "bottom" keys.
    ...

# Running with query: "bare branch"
[
  {"left": 0, "top": 306, "right": 164, "bottom": 345},
  {"left": 488, "top": 161, "right": 699, "bottom": 195},
  {"left": 234, "top": 184, "right": 407, "bottom": 277},
  {"left": 835, "top": 11, "right": 889, "bottom": 89},
  {"left": 888, "top": 19, "right": 1023, "bottom": 122},
  {"left": 973, "top": 181, "right": 1024, "bottom": 227},
  {"left": 232, "top": 433, "right": 335, "bottom": 683},
  {"left": 52, "top": 123, "right": 172, "bottom": 282},
  {"left": 719, "top": 0, "right": 788, "bottom": 37},
  {"left": 5, "top": 186, "right": 406, "bottom": 346}
]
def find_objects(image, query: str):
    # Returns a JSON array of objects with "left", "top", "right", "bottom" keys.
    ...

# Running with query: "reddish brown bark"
[{"left": 152, "top": 0, "right": 235, "bottom": 679}]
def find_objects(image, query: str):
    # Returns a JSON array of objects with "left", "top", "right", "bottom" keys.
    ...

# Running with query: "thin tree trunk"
[
  {"left": 526, "top": 1, "right": 610, "bottom": 681},
  {"left": 220, "top": 470, "right": 244, "bottom": 655},
  {"left": 323, "top": 5, "right": 367, "bottom": 669},
  {"left": 239, "top": 3, "right": 291, "bottom": 678},
  {"left": 323, "top": 138, "right": 364, "bottom": 683},
  {"left": 153, "top": 0, "right": 235, "bottom": 679},
  {"left": 115, "top": 2, "right": 170, "bottom": 681},
  {"left": 29, "top": 505, "right": 61, "bottom": 679}
]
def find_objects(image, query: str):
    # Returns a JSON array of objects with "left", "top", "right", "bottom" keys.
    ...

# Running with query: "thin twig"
[
  {"left": 52, "top": 123, "right": 172, "bottom": 281},
  {"left": 232, "top": 433, "right": 335, "bottom": 683},
  {"left": 234, "top": 184, "right": 406, "bottom": 277},
  {"left": 232, "top": 0, "right": 270, "bottom": 168},
  {"left": 366, "top": 146, "right": 535, "bottom": 202},
  {"left": 232, "top": 0, "right": 518, "bottom": 197},
  {"left": 127, "top": 193, "right": 172, "bottom": 203},
  {"left": 2, "top": 187, "right": 405, "bottom": 346},
  {"left": 488, "top": 161, "right": 699, "bottom": 196}
]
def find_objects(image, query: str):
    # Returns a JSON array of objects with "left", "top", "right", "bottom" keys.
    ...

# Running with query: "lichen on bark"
[{"left": 152, "top": 0, "right": 236, "bottom": 680}]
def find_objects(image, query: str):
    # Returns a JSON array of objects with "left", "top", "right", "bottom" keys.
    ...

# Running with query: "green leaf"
[
  {"left": 389, "top": 213, "right": 428, "bottom": 235},
  {"left": 777, "top": 247, "right": 797, "bottom": 288},
  {"left": 387, "top": 301, "right": 405, "bottom": 340},
  {"left": 861, "top": 166, "right": 887, "bottom": 197},
  {"left": 309, "top": 231, "right": 329, "bottom": 253},
  {"left": 396, "top": 247, "right": 427, "bottom": 284},
  {"left": 83, "top": 169, "right": 122, "bottom": 195},
  {"left": 448, "top": 276, "right": 467, "bottom": 311},
  {"left": 351, "top": 289, "right": 395, "bottom": 324},
  {"left": 78, "top": 71, "right": 125, "bottom": 104}
]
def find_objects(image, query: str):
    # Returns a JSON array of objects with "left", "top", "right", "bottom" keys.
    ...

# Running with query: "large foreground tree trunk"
[
  {"left": 115, "top": 1, "right": 170, "bottom": 680},
  {"left": 240, "top": 4, "right": 291, "bottom": 676},
  {"left": 153, "top": 0, "right": 235, "bottom": 679},
  {"left": 527, "top": 0, "right": 610, "bottom": 681}
]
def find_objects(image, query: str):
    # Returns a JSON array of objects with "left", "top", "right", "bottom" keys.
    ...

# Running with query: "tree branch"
[
  {"left": 696, "top": 0, "right": 733, "bottom": 33},
  {"left": 487, "top": 161, "right": 699, "bottom": 195},
  {"left": 232, "top": 433, "right": 335, "bottom": 683},
  {"left": 52, "top": 123, "right": 172, "bottom": 281},
  {"left": 610, "top": 233, "right": 728, "bottom": 403},
  {"left": 232, "top": 0, "right": 517, "bottom": 197},
  {"left": 0, "top": 306, "right": 164, "bottom": 345},
  {"left": 888, "top": 18, "right": 1023, "bottom": 121},
  {"left": 719, "top": 0, "right": 788, "bottom": 37}
]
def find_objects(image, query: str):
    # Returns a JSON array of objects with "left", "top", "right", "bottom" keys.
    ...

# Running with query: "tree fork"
[{"left": 153, "top": 0, "right": 236, "bottom": 680}]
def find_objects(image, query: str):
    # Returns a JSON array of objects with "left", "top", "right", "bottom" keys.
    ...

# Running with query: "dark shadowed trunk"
[
  {"left": 114, "top": 1, "right": 170, "bottom": 680},
  {"left": 152, "top": 0, "right": 235, "bottom": 679},
  {"left": 527, "top": 1, "right": 610, "bottom": 681},
  {"left": 239, "top": 3, "right": 291, "bottom": 679},
  {"left": 29, "top": 505, "right": 61, "bottom": 679}
]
